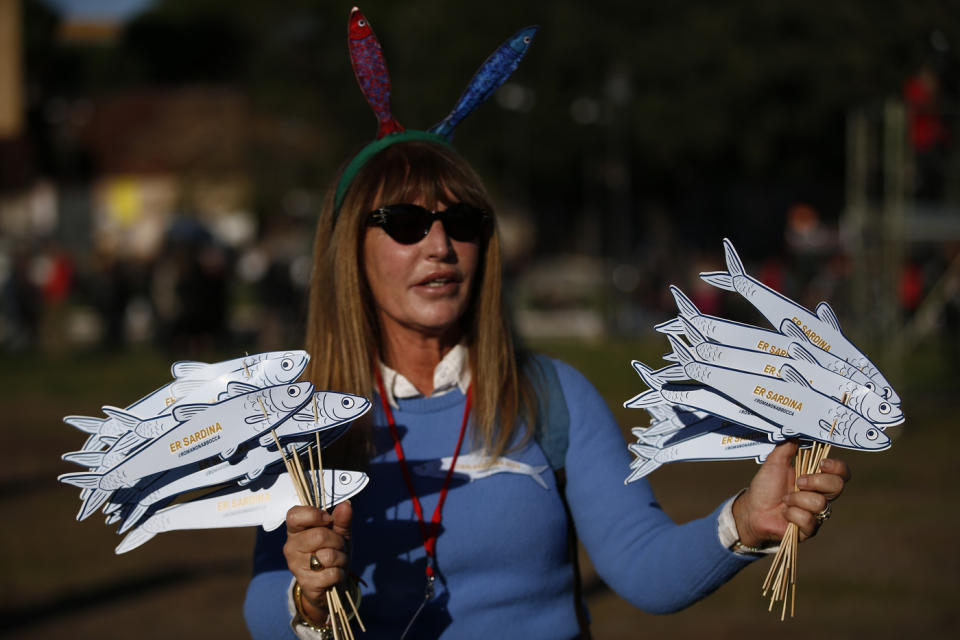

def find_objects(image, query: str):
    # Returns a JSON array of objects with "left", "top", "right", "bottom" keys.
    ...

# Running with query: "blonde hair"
[{"left": 305, "top": 140, "right": 535, "bottom": 466}]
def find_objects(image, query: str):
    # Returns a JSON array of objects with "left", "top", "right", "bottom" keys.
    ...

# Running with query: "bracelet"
[
  {"left": 731, "top": 539, "right": 768, "bottom": 555},
  {"left": 293, "top": 579, "right": 363, "bottom": 636},
  {"left": 293, "top": 582, "right": 333, "bottom": 638}
]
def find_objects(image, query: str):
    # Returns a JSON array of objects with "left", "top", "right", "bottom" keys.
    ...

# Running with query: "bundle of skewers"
[
  {"left": 57, "top": 351, "right": 372, "bottom": 633},
  {"left": 624, "top": 238, "right": 903, "bottom": 618}
]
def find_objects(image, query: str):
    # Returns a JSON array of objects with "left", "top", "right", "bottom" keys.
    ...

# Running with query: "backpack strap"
[
  {"left": 527, "top": 354, "right": 570, "bottom": 472},
  {"left": 525, "top": 355, "right": 592, "bottom": 639}
]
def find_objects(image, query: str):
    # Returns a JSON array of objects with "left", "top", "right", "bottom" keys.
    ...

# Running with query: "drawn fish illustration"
[
  {"left": 658, "top": 285, "right": 809, "bottom": 357},
  {"left": 677, "top": 317, "right": 903, "bottom": 427},
  {"left": 631, "top": 412, "right": 728, "bottom": 449},
  {"left": 430, "top": 26, "right": 538, "bottom": 140},
  {"left": 776, "top": 319, "right": 878, "bottom": 388},
  {"left": 625, "top": 423, "right": 775, "bottom": 483},
  {"left": 66, "top": 351, "right": 309, "bottom": 451},
  {"left": 699, "top": 239, "right": 900, "bottom": 405},
  {"left": 658, "top": 287, "right": 881, "bottom": 392},
  {"left": 348, "top": 7, "right": 403, "bottom": 139},
  {"left": 630, "top": 405, "right": 710, "bottom": 446},
  {"left": 643, "top": 402, "right": 708, "bottom": 426},
  {"left": 114, "top": 469, "right": 369, "bottom": 554},
  {"left": 110, "top": 438, "right": 314, "bottom": 534},
  {"left": 170, "top": 351, "right": 310, "bottom": 384},
  {"left": 74, "top": 390, "right": 365, "bottom": 523},
  {"left": 59, "top": 381, "right": 313, "bottom": 520},
  {"left": 414, "top": 452, "right": 550, "bottom": 490},
  {"left": 627, "top": 361, "right": 786, "bottom": 442},
  {"left": 265, "top": 390, "right": 371, "bottom": 444},
  {"left": 666, "top": 335, "right": 890, "bottom": 451}
]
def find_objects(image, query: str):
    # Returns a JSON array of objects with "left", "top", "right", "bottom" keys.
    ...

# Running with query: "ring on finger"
[
  {"left": 815, "top": 502, "right": 832, "bottom": 524},
  {"left": 309, "top": 554, "right": 322, "bottom": 571}
]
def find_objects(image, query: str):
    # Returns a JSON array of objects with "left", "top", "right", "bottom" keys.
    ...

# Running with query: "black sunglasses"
[{"left": 366, "top": 203, "right": 491, "bottom": 245}]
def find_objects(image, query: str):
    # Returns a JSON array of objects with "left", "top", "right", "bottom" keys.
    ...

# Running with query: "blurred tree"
[{"left": 22, "top": 0, "right": 960, "bottom": 255}]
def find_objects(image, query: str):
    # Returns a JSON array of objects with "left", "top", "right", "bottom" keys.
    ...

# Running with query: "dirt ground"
[{"left": 2, "top": 342, "right": 957, "bottom": 638}]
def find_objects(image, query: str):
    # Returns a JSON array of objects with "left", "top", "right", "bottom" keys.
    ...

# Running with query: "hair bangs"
[{"left": 354, "top": 141, "right": 492, "bottom": 214}]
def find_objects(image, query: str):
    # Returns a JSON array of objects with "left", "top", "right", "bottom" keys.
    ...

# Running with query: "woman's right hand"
[{"left": 283, "top": 501, "right": 353, "bottom": 624}]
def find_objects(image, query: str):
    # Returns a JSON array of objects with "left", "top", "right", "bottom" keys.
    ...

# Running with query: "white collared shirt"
[{"left": 377, "top": 342, "right": 472, "bottom": 409}]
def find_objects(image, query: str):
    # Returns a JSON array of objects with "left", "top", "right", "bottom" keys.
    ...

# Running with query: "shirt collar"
[{"left": 377, "top": 342, "right": 471, "bottom": 409}]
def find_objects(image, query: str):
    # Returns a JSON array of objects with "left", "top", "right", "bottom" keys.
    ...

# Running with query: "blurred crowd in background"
[{"left": 2, "top": 0, "right": 959, "bottom": 362}]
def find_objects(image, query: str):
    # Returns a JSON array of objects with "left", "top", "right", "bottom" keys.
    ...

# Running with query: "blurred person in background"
[{"left": 904, "top": 64, "right": 952, "bottom": 201}]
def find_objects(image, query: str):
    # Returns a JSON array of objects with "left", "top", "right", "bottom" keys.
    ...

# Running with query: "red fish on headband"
[{"left": 348, "top": 7, "right": 404, "bottom": 139}]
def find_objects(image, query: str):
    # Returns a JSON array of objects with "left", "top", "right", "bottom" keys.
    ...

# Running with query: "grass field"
[{"left": 2, "top": 339, "right": 957, "bottom": 638}]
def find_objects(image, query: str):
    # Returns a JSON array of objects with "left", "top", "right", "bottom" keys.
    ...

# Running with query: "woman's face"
[{"left": 362, "top": 197, "right": 481, "bottom": 343}]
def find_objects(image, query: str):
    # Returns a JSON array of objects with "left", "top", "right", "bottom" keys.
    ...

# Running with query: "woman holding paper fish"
[{"left": 244, "top": 8, "right": 851, "bottom": 640}]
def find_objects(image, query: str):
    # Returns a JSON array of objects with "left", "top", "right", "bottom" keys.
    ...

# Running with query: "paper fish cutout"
[
  {"left": 95, "top": 391, "right": 367, "bottom": 533},
  {"left": 631, "top": 415, "right": 722, "bottom": 450},
  {"left": 114, "top": 469, "right": 369, "bottom": 554},
  {"left": 641, "top": 402, "right": 710, "bottom": 428},
  {"left": 430, "top": 26, "right": 539, "bottom": 140},
  {"left": 659, "top": 285, "right": 809, "bottom": 359},
  {"left": 676, "top": 317, "right": 903, "bottom": 427},
  {"left": 108, "top": 438, "right": 314, "bottom": 534},
  {"left": 263, "top": 391, "right": 371, "bottom": 445},
  {"left": 65, "top": 351, "right": 309, "bottom": 451},
  {"left": 348, "top": 7, "right": 403, "bottom": 139},
  {"left": 666, "top": 335, "right": 890, "bottom": 451},
  {"left": 626, "top": 423, "right": 776, "bottom": 483},
  {"left": 776, "top": 319, "right": 878, "bottom": 389},
  {"left": 658, "top": 291, "right": 882, "bottom": 395},
  {"left": 59, "top": 382, "right": 314, "bottom": 520},
  {"left": 414, "top": 452, "right": 549, "bottom": 489},
  {"left": 171, "top": 351, "right": 310, "bottom": 384},
  {"left": 630, "top": 404, "right": 711, "bottom": 446},
  {"left": 699, "top": 239, "right": 900, "bottom": 405},
  {"left": 627, "top": 361, "right": 786, "bottom": 442}
]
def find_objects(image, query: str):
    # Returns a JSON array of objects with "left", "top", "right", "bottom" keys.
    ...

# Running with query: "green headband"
[{"left": 333, "top": 130, "right": 452, "bottom": 215}]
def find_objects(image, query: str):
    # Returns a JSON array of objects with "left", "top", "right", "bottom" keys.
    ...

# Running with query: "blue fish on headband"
[{"left": 429, "top": 25, "right": 539, "bottom": 140}]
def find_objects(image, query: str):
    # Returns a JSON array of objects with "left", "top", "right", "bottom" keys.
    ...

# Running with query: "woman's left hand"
[{"left": 732, "top": 440, "right": 851, "bottom": 548}]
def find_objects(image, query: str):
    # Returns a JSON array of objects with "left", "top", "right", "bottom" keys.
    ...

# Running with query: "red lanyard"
[{"left": 374, "top": 369, "right": 472, "bottom": 580}]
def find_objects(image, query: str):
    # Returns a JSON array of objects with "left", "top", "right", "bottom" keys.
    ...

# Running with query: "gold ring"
[
  {"left": 309, "top": 554, "right": 322, "bottom": 571},
  {"left": 815, "top": 503, "right": 832, "bottom": 524}
]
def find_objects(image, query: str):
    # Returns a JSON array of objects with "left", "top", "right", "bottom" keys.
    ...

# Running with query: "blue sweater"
[{"left": 244, "top": 359, "right": 753, "bottom": 638}]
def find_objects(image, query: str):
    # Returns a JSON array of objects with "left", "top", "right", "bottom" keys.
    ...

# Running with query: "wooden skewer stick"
[
  {"left": 316, "top": 440, "right": 327, "bottom": 511},
  {"left": 308, "top": 445, "right": 321, "bottom": 511},
  {"left": 763, "top": 396, "right": 846, "bottom": 618},
  {"left": 270, "top": 430, "right": 293, "bottom": 475},
  {"left": 762, "top": 534, "right": 788, "bottom": 592},
  {"left": 791, "top": 518, "right": 799, "bottom": 618},
  {"left": 344, "top": 588, "right": 366, "bottom": 632},
  {"left": 289, "top": 446, "right": 312, "bottom": 506},
  {"left": 268, "top": 394, "right": 356, "bottom": 636},
  {"left": 316, "top": 429, "right": 324, "bottom": 502},
  {"left": 332, "top": 587, "right": 354, "bottom": 640},
  {"left": 330, "top": 585, "right": 353, "bottom": 640},
  {"left": 327, "top": 590, "right": 342, "bottom": 640},
  {"left": 270, "top": 431, "right": 307, "bottom": 505},
  {"left": 268, "top": 431, "right": 355, "bottom": 636}
]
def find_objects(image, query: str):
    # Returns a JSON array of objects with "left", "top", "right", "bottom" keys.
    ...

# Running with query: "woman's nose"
[{"left": 423, "top": 220, "right": 454, "bottom": 258}]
